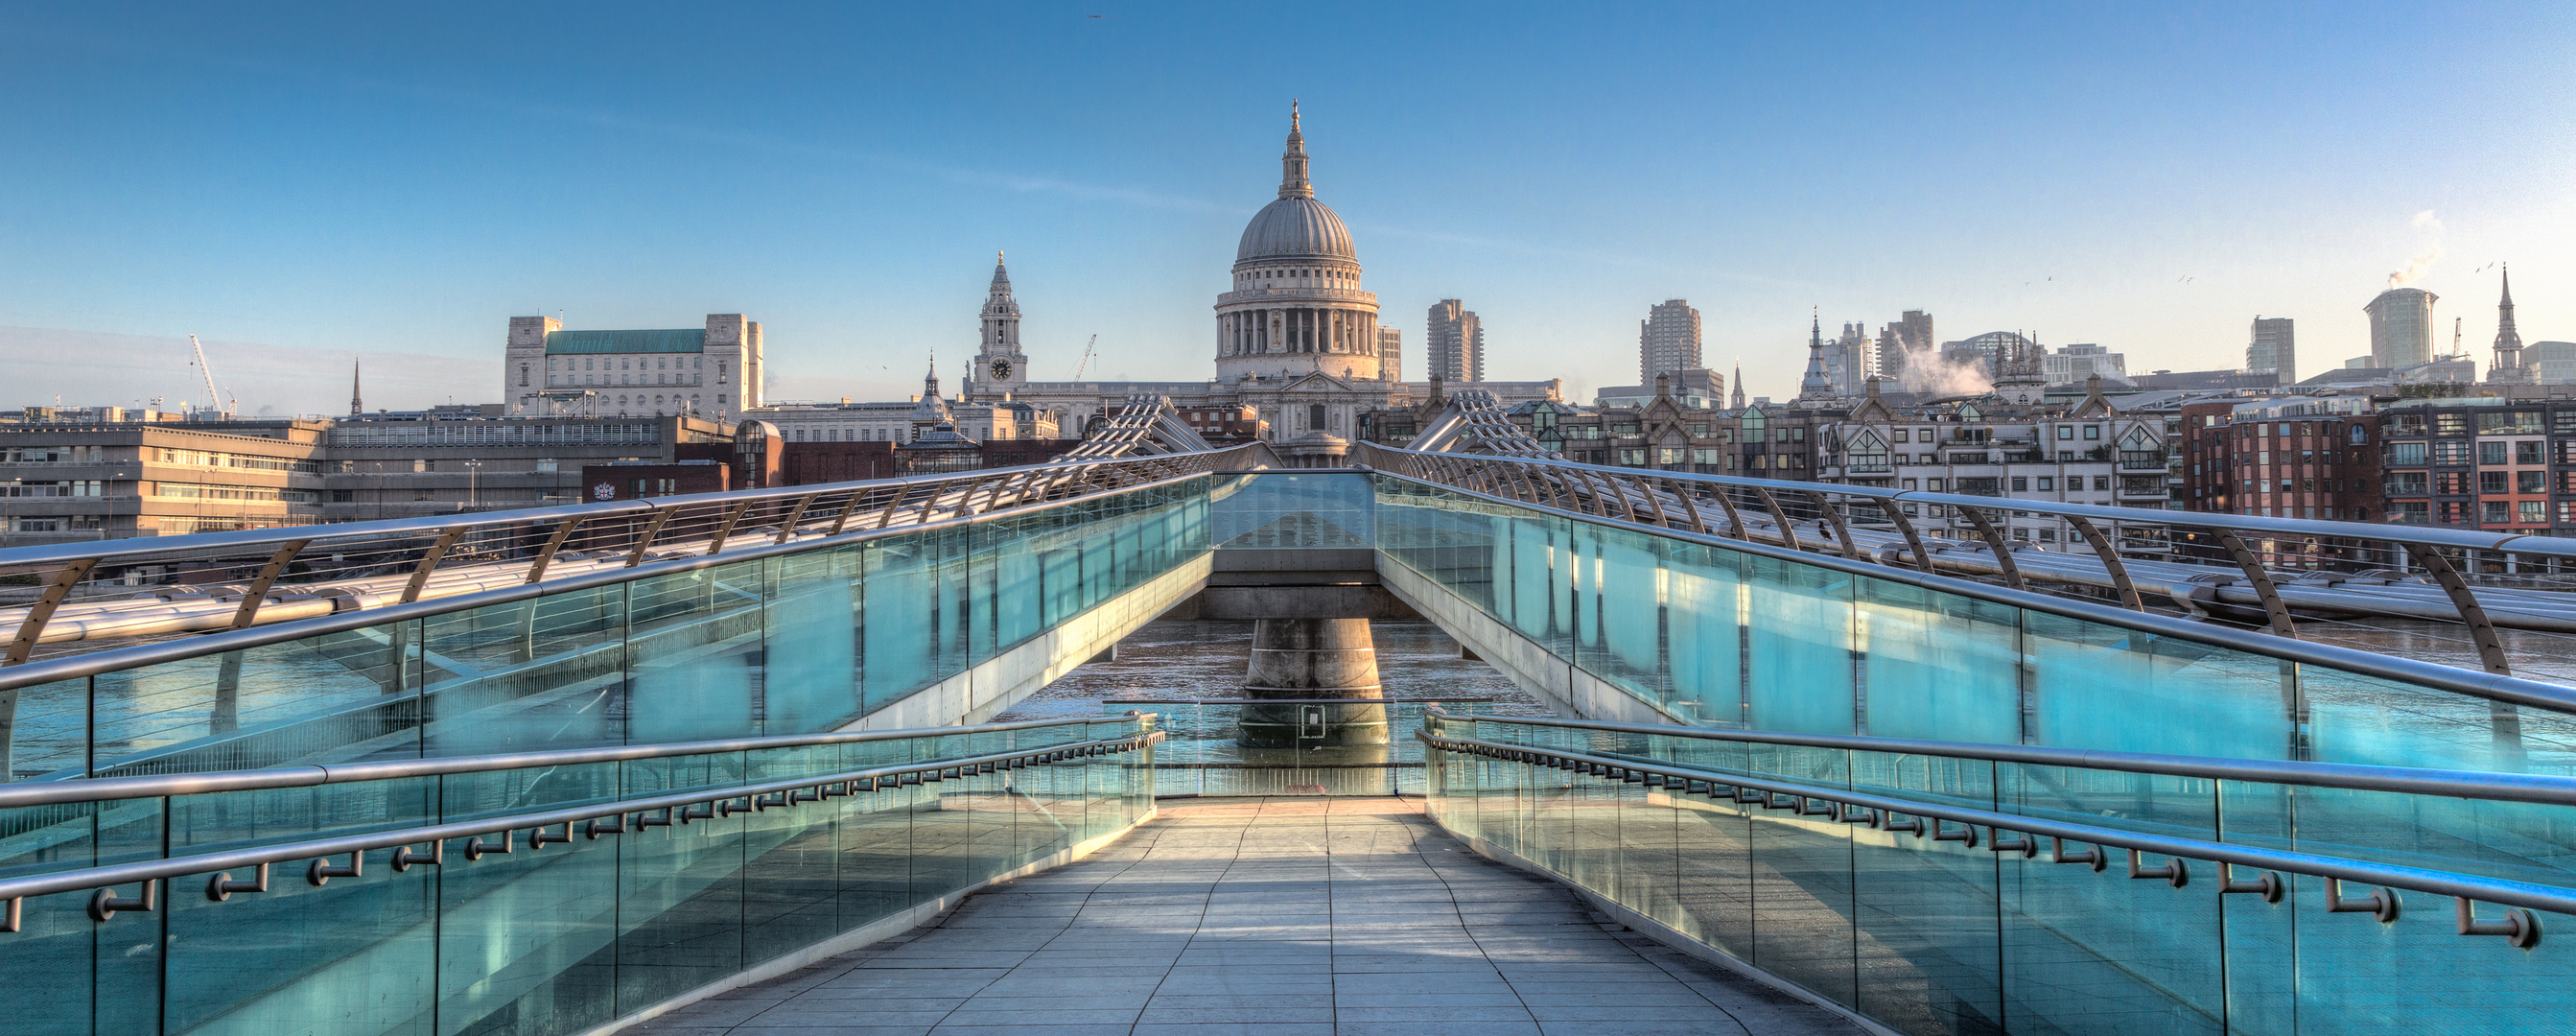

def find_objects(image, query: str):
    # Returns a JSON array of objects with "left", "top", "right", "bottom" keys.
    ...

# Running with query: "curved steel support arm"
[
  {"left": 1950, "top": 505, "right": 2026, "bottom": 592},
  {"left": 2066, "top": 515, "right": 2144, "bottom": 610}
]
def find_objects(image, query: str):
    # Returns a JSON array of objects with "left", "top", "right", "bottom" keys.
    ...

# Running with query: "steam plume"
[{"left": 2389, "top": 209, "right": 2446, "bottom": 289}]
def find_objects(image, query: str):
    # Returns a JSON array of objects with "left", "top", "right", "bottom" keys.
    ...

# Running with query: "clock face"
[{"left": 991, "top": 360, "right": 1013, "bottom": 379}]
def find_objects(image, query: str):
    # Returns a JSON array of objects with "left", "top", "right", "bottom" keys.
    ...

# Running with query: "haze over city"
[{"left": 2, "top": 3, "right": 2568, "bottom": 413}]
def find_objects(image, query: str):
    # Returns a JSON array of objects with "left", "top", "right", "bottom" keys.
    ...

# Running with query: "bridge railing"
[
  {"left": 1421, "top": 708, "right": 2576, "bottom": 1034},
  {"left": 0, "top": 463, "right": 1224, "bottom": 783},
  {"left": 0, "top": 446, "right": 1254, "bottom": 665},
  {"left": 1358, "top": 459, "right": 2576, "bottom": 777},
  {"left": 0, "top": 714, "right": 1160, "bottom": 1036},
  {"left": 1356, "top": 441, "right": 2576, "bottom": 687}
]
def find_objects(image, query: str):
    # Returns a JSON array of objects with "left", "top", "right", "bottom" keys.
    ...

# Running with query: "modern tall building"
[
  {"left": 1820, "top": 321, "right": 1875, "bottom": 397},
  {"left": 2043, "top": 343, "right": 2127, "bottom": 385},
  {"left": 2531, "top": 341, "right": 2576, "bottom": 385},
  {"left": 1376, "top": 328, "right": 1402, "bottom": 382},
  {"left": 2489, "top": 268, "right": 2531, "bottom": 385},
  {"left": 2366, "top": 288, "right": 2438, "bottom": 370},
  {"left": 1638, "top": 299, "right": 1702, "bottom": 383},
  {"left": 1875, "top": 310, "right": 1934, "bottom": 380},
  {"left": 1427, "top": 299, "right": 1486, "bottom": 382},
  {"left": 2247, "top": 317, "right": 2295, "bottom": 385}
]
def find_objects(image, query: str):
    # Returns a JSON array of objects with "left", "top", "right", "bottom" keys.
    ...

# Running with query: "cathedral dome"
[{"left": 1237, "top": 197, "right": 1354, "bottom": 263}]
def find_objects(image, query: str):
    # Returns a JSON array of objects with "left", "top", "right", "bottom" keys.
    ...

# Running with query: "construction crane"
[
  {"left": 1071, "top": 334, "right": 1099, "bottom": 380},
  {"left": 188, "top": 334, "right": 235, "bottom": 417}
]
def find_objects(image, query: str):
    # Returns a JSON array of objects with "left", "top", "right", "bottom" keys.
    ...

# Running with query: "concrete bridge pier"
[{"left": 1237, "top": 617, "right": 1388, "bottom": 747}]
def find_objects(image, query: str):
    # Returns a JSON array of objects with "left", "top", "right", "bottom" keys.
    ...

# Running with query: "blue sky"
[{"left": 1, "top": 2, "right": 2568, "bottom": 413}]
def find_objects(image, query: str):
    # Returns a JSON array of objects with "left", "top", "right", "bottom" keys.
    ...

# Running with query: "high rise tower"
[
  {"left": 2367, "top": 288, "right": 2438, "bottom": 370},
  {"left": 972, "top": 252, "right": 1029, "bottom": 395},
  {"left": 2490, "top": 267, "right": 2530, "bottom": 385},
  {"left": 2248, "top": 317, "right": 2296, "bottom": 385},
  {"left": 1425, "top": 300, "right": 1485, "bottom": 383},
  {"left": 1638, "top": 299, "right": 1703, "bottom": 384}
]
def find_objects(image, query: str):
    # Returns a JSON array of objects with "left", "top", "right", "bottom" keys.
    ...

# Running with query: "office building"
[
  {"left": 1875, "top": 310, "right": 1934, "bottom": 380},
  {"left": 1637, "top": 299, "right": 1703, "bottom": 383},
  {"left": 505, "top": 314, "right": 764, "bottom": 423},
  {"left": 2044, "top": 343, "right": 2127, "bottom": 386},
  {"left": 2367, "top": 288, "right": 2438, "bottom": 370},
  {"left": 2248, "top": 317, "right": 2296, "bottom": 384}
]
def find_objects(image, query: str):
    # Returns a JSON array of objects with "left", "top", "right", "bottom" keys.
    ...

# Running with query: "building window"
[
  {"left": 2517, "top": 471, "right": 2545, "bottom": 493},
  {"left": 2519, "top": 501, "right": 2546, "bottom": 524},
  {"left": 2480, "top": 471, "right": 2508, "bottom": 494},
  {"left": 2388, "top": 442, "right": 2427, "bottom": 465},
  {"left": 2479, "top": 441, "right": 2510, "bottom": 465},
  {"left": 2092, "top": 477, "right": 2110, "bottom": 491},
  {"left": 2481, "top": 501, "right": 2511, "bottom": 524},
  {"left": 2036, "top": 477, "right": 2053, "bottom": 490},
  {"left": 2083, "top": 426, "right": 2101, "bottom": 440}
]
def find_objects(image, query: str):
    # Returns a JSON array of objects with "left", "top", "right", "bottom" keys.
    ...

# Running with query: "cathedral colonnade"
[{"left": 1221, "top": 308, "right": 1379, "bottom": 356}]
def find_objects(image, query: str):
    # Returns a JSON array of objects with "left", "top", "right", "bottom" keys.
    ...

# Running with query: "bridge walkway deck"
[{"left": 634, "top": 797, "right": 1861, "bottom": 1036}]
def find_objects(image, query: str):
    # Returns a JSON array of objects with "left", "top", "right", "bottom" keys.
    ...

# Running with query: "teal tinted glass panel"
[
  {"left": 90, "top": 618, "right": 419, "bottom": 777},
  {"left": 625, "top": 563, "right": 762, "bottom": 742},
  {"left": 422, "top": 586, "right": 624, "bottom": 755},
  {"left": 1859, "top": 577, "right": 2021, "bottom": 743},
  {"left": 0, "top": 675, "right": 88, "bottom": 781},
  {"left": 2026, "top": 612, "right": 2293, "bottom": 759},
  {"left": 1210, "top": 472, "right": 1374, "bottom": 548},
  {"left": 762, "top": 548, "right": 859, "bottom": 733},
  {"left": 1745, "top": 554, "right": 1855, "bottom": 734}
]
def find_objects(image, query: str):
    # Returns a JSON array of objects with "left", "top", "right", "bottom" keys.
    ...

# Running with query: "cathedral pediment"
[{"left": 1280, "top": 371, "right": 1354, "bottom": 391}]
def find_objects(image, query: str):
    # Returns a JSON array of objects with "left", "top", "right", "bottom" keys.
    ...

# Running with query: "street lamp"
[{"left": 464, "top": 459, "right": 481, "bottom": 511}]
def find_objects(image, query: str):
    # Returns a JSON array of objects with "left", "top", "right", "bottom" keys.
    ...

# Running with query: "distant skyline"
[{"left": 1, "top": 3, "right": 2569, "bottom": 414}]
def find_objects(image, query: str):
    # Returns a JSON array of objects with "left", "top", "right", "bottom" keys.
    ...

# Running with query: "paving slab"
[{"left": 627, "top": 797, "right": 1864, "bottom": 1036}]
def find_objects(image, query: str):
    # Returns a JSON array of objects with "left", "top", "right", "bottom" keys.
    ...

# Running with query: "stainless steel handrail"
[
  {"left": 1425, "top": 707, "right": 2576, "bottom": 807},
  {"left": 0, "top": 462, "right": 1227, "bottom": 694},
  {"left": 0, "top": 715, "right": 1136, "bottom": 808},
  {"left": 1421, "top": 729, "right": 2553, "bottom": 938},
  {"left": 1367, "top": 466, "right": 2576, "bottom": 714},
  {"left": 0, "top": 729, "right": 1164, "bottom": 925}
]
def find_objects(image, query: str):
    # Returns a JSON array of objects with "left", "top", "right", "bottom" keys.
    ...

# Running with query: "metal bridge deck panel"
[{"left": 629, "top": 798, "right": 1863, "bottom": 1036}]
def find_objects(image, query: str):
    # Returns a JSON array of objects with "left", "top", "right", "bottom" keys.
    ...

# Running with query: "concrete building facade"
[
  {"left": 1425, "top": 299, "right": 1486, "bottom": 384},
  {"left": 506, "top": 314, "right": 764, "bottom": 422}
]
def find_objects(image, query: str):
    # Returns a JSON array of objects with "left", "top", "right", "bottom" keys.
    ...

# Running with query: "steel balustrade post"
[
  {"left": 1751, "top": 487, "right": 1802, "bottom": 553},
  {"left": 1950, "top": 505, "right": 2026, "bottom": 592},
  {"left": 2067, "top": 515, "right": 2145, "bottom": 610},
  {"left": 1872, "top": 499, "right": 1935, "bottom": 573},
  {"left": 1800, "top": 490, "right": 1864, "bottom": 561},
  {"left": 2210, "top": 529, "right": 2297, "bottom": 638},
  {"left": 226, "top": 539, "right": 314, "bottom": 631}
]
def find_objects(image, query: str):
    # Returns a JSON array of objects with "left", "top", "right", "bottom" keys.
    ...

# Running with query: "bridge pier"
[{"left": 1237, "top": 616, "right": 1388, "bottom": 747}]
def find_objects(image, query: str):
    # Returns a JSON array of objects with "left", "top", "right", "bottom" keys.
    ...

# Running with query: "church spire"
[
  {"left": 993, "top": 250, "right": 1010, "bottom": 286},
  {"left": 1797, "top": 308, "right": 1836, "bottom": 402},
  {"left": 2491, "top": 264, "right": 2529, "bottom": 384},
  {"left": 1729, "top": 359, "right": 1745, "bottom": 411},
  {"left": 1278, "top": 100, "right": 1313, "bottom": 200},
  {"left": 349, "top": 356, "right": 363, "bottom": 416}
]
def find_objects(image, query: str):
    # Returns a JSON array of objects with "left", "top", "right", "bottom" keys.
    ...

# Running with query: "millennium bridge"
[{"left": 4, "top": 394, "right": 2573, "bottom": 1036}]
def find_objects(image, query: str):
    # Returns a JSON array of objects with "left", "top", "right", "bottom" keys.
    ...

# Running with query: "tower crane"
[
  {"left": 188, "top": 334, "right": 236, "bottom": 418},
  {"left": 1072, "top": 334, "right": 1099, "bottom": 380}
]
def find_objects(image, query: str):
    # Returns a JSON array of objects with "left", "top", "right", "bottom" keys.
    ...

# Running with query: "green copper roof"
[{"left": 545, "top": 329, "right": 707, "bottom": 355}]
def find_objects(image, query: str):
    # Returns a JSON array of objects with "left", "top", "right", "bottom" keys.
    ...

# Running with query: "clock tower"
[{"left": 971, "top": 251, "right": 1029, "bottom": 396}]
